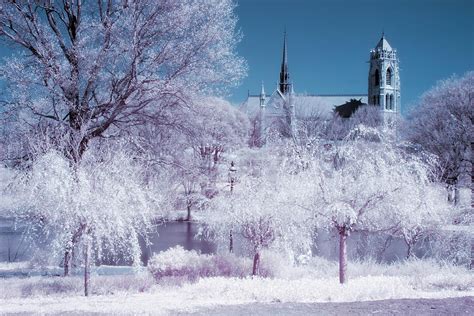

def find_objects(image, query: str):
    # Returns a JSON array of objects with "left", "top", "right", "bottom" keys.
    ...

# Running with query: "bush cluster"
[{"left": 147, "top": 246, "right": 256, "bottom": 283}]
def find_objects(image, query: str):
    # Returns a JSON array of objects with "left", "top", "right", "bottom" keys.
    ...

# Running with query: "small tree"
[
  {"left": 307, "top": 126, "right": 443, "bottom": 283},
  {"left": 148, "top": 97, "right": 250, "bottom": 221},
  {"left": 186, "top": 97, "right": 250, "bottom": 197},
  {"left": 389, "top": 182, "right": 451, "bottom": 258},
  {"left": 9, "top": 145, "right": 158, "bottom": 296},
  {"left": 203, "top": 165, "right": 312, "bottom": 276}
]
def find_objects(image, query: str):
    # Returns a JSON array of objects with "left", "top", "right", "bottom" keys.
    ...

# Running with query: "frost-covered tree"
[
  {"left": 184, "top": 97, "right": 249, "bottom": 198},
  {"left": 388, "top": 182, "right": 451, "bottom": 258},
  {"left": 305, "top": 126, "right": 446, "bottom": 284},
  {"left": 0, "top": 0, "right": 246, "bottom": 162},
  {"left": 405, "top": 72, "right": 473, "bottom": 208},
  {"left": 203, "top": 165, "right": 312, "bottom": 276},
  {"left": 8, "top": 146, "right": 158, "bottom": 296},
  {"left": 132, "top": 96, "right": 249, "bottom": 221}
]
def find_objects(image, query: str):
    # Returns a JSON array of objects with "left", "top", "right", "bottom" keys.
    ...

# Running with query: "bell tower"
[{"left": 368, "top": 34, "right": 400, "bottom": 117}]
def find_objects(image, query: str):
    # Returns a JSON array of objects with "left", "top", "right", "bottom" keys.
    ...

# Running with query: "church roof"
[
  {"left": 240, "top": 92, "right": 368, "bottom": 119},
  {"left": 375, "top": 35, "right": 393, "bottom": 51}
]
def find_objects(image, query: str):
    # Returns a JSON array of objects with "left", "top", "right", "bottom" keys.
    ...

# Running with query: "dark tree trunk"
[
  {"left": 64, "top": 250, "right": 71, "bottom": 276},
  {"left": 186, "top": 202, "right": 191, "bottom": 221},
  {"left": 229, "top": 230, "right": 233, "bottom": 253},
  {"left": 252, "top": 251, "right": 260, "bottom": 276},
  {"left": 84, "top": 237, "right": 91, "bottom": 297},
  {"left": 339, "top": 228, "right": 348, "bottom": 284}
]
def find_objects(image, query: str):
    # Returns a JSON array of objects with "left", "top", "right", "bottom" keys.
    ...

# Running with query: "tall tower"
[
  {"left": 279, "top": 31, "right": 291, "bottom": 94},
  {"left": 368, "top": 34, "right": 400, "bottom": 116}
]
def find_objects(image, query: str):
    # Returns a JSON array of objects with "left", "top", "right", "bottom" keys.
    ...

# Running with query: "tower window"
[
  {"left": 390, "top": 94, "right": 394, "bottom": 110},
  {"left": 386, "top": 68, "right": 392, "bottom": 86},
  {"left": 385, "top": 94, "right": 389, "bottom": 109},
  {"left": 374, "top": 69, "right": 380, "bottom": 86}
]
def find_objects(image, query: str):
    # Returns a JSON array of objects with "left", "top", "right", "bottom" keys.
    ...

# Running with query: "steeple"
[
  {"left": 375, "top": 33, "right": 393, "bottom": 52},
  {"left": 279, "top": 30, "right": 291, "bottom": 94}
]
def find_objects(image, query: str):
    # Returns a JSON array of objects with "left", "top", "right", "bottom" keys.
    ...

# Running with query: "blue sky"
[
  {"left": 0, "top": 1, "right": 472, "bottom": 115},
  {"left": 230, "top": 0, "right": 474, "bottom": 114}
]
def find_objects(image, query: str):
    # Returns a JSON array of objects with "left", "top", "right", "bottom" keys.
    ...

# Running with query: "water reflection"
[
  {"left": 0, "top": 217, "right": 413, "bottom": 265},
  {"left": 140, "top": 221, "right": 217, "bottom": 265}
]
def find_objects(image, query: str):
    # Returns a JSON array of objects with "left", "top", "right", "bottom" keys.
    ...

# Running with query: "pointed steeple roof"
[
  {"left": 375, "top": 33, "right": 393, "bottom": 51},
  {"left": 282, "top": 29, "right": 288, "bottom": 69},
  {"left": 279, "top": 30, "right": 291, "bottom": 94},
  {"left": 260, "top": 81, "right": 265, "bottom": 96}
]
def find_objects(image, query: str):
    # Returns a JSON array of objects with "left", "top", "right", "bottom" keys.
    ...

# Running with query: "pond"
[
  {"left": 0, "top": 217, "right": 412, "bottom": 265},
  {"left": 0, "top": 218, "right": 217, "bottom": 265}
]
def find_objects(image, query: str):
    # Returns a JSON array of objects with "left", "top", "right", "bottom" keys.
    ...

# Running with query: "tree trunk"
[
  {"left": 64, "top": 250, "right": 71, "bottom": 276},
  {"left": 229, "top": 230, "right": 233, "bottom": 253},
  {"left": 186, "top": 202, "right": 191, "bottom": 221},
  {"left": 84, "top": 237, "right": 91, "bottom": 297},
  {"left": 406, "top": 243, "right": 413, "bottom": 259},
  {"left": 252, "top": 251, "right": 260, "bottom": 276},
  {"left": 339, "top": 229, "right": 347, "bottom": 284}
]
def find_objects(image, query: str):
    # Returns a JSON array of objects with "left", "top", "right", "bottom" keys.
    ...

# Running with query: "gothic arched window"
[
  {"left": 385, "top": 94, "right": 389, "bottom": 109},
  {"left": 390, "top": 94, "right": 394, "bottom": 110},
  {"left": 386, "top": 68, "right": 392, "bottom": 86},
  {"left": 374, "top": 69, "right": 380, "bottom": 86}
]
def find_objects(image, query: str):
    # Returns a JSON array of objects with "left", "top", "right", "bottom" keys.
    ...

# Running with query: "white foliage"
[
  {"left": 0, "top": 0, "right": 247, "bottom": 162},
  {"left": 8, "top": 146, "right": 158, "bottom": 266},
  {"left": 405, "top": 72, "right": 473, "bottom": 190}
]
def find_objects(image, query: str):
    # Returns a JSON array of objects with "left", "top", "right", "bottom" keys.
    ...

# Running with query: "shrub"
[
  {"left": 90, "top": 274, "right": 155, "bottom": 295},
  {"left": 147, "top": 246, "right": 252, "bottom": 283},
  {"left": 0, "top": 274, "right": 155, "bottom": 299},
  {"left": 19, "top": 277, "right": 81, "bottom": 298},
  {"left": 428, "top": 230, "right": 471, "bottom": 266}
]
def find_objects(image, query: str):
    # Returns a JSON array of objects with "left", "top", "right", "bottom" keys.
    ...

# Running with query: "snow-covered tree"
[
  {"left": 405, "top": 72, "right": 473, "bottom": 208},
  {"left": 388, "top": 182, "right": 451, "bottom": 258},
  {"left": 132, "top": 96, "right": 250, "bottom": 221},
  {"left": 304, "top": 126, "right": 447, "bottom": 283},
  {"left": 0, "top": 0, "right": 246, "bottom": 162},
  {"left": 184, "top": 97, "right": 250, "bottom": 198},
  {"left": 8, "top": 145, "right": 159, "bottom": 295},
  {"left": 203, "top": 163, "right": 313, "bottom": 276}
]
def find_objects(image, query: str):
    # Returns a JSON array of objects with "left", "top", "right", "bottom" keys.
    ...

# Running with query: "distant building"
[{"left": 240, "top": 33, "right": 400, "bottom": 145}]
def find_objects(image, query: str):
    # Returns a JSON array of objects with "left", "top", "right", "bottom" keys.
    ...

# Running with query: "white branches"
[{"left": 0, "top": 0, "right": 247, "bottom": 161}]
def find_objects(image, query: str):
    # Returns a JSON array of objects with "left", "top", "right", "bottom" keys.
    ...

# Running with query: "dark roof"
[{"left": 333, "top": 98, "right": 367, "bottom": 118}]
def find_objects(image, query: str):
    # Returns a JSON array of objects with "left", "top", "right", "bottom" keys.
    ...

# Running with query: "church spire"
[
  {"left": 279, "top": 30, "right": 291, "bottom": 94},
  {"left": 282, "top": 29, "right": 288, "bottom": 67}
]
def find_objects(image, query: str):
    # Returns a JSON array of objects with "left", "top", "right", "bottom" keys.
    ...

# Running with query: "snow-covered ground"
[
  {"left": 1, "top": 275, "right": 473, "bottom": 314},
  {"left": 1, "top": 259, "right": 473, "bottom": 314}
]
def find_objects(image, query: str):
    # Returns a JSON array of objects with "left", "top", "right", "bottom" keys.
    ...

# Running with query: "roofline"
[{"left": 247, "top": 93, "right": 367, "bottom": 98}]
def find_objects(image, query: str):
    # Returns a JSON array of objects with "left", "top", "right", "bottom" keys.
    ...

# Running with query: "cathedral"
[{"left": 240, "top": 33, "right": 401, "bottom": 145}]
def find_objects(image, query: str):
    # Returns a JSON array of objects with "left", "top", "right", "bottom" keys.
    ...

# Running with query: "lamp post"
[
  {"left": 229, "top": 161, "right": 237, "bottom": 193},
  {"left": 228, "top": 161, "right": 237, "bottom": 253}
]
